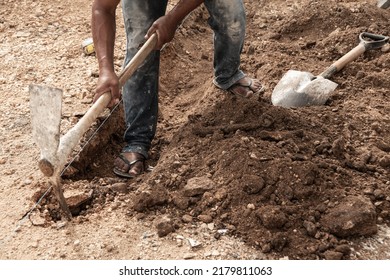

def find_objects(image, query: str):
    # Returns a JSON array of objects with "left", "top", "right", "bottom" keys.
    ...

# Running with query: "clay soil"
[{"left": 0, "top": 0, "right": 389, "bottom": 260}]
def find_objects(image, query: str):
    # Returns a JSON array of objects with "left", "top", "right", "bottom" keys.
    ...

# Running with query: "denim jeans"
[{"left": 121, "top": 0, "right": 246, "bottom": 158}]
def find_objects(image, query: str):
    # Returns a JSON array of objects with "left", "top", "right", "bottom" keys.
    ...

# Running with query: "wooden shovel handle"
[
  {"left": 320, "top": 32, "right": 389, "bottom": 79},
  {"left": 119, "top": 33, "right": 158, "bottom": 86},
  {"left": 99, "top": 33, "right": 158, "bottom": 108},
  {"left": 319, "top": 44, "right": 366, "bottom": 79},
  {"left": 56, "top": 34, "right": 157, "bottom": 169}
]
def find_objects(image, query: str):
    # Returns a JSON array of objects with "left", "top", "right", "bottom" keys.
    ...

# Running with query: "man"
[{"left": 92, "top": 0, "right": 263, "bottom": 178}]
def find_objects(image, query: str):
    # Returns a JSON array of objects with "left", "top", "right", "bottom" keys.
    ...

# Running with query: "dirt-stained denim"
[{"left": 121, "top": 0, "right": 246, "bottom": 158}]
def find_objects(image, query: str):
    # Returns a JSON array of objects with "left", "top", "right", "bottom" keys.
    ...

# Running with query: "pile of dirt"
[{"left": 28, "top": 0, "right": 390, "bottom": 260}]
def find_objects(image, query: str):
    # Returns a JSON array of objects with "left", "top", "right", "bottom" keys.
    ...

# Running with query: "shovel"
[
  {"left": 271, "top": 32, "right": 389, "bottom": 108},
  {"left": 30, "top": 34, "right": 157, "bottom": 219}
]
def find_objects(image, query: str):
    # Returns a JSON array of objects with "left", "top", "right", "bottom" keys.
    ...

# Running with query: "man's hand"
[
  {"left": 145, "top": 14, "right": 178, "bottom": 50},
  {"left": 93, "top": 70, "right": 120, "bottom": 108},
  {"left": 145, "top": 0, "right": 204, "bottom": 50}
]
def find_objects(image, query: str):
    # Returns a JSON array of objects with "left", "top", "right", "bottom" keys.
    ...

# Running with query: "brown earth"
[{"left": 0, "top": 0, "right": 389, "bottom": 260}]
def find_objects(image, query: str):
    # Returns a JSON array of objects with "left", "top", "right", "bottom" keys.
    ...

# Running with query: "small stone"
[
  {"left": 217, "top": 229, "right": 228, "bottom": 235},
  {"left": 211, "top": 250, "right": 220, "bottom": 256},
  {"left": 379, "top": 156, "right": 390, "bottom": 168},
  {"left": 182, "top": 177, "right": 216, "bottom": 197},
  {"left": 198, "top": 214, "right": 213, "bottom": 223},
  {"left": 176, "top": 239, "right": 183, "bottom": 247},
  {"left": 56, "top": 221, "right": 67, "bottom": 229},
  {"left": 323, "top": 250, "right": 343, "bottom": 260},
  {"left": 182, "top": 214, "right": 193, "bottom": 223},
  {"left": 247, "top": 204, "right": 255, "bottom": 210},
  {"left": 183, "top": 253, "right": 196, "bottom": 259},
  {"left": 188, "top": 238, "right": 202, "bottom": 248},
  {"left": 155, "top": 218, "right": 175, "bottom": 237},
  {"left": 334, "top": 244, "right": 351, "bottom": 255},
  {"left": 303, "top": 220, "right": 317, "bottom": 237},
  {"left": 22, "top": 179, "right": 32, "bottom": 186},
  {"left": 109, "top": 183, "right": 129, "bottom": 194}
]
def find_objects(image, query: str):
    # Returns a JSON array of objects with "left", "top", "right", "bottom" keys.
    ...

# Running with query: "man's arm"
[
  {"left": 146, "top": 0, "right": 205, "bottom": 49},
  {"left": 91, "top": 0, "right": 121, "bottom": 107}
]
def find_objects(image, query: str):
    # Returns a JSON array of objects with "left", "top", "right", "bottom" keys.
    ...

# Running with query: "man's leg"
[
  {"left": 204, "top": 0, "right": 263, "bottom": 97},
  {"left": 115, "top": 0, "right": 168, "bottom": 178}
]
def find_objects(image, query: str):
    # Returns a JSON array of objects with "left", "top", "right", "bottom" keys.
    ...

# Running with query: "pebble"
[
  {"left": 56, "top": 221, "right": 67, "bottom": 229},
  {"left": 109, "top": 183, "right": 128, "bottom": 194},
  {"left": 198, "top": 214, "right": 213, "bottom": 223},
  {"left": 247, "top": 203, "right": 256, "bottom": 210},
  {"left": 22, "top": 179, "right": 32, "bottom": 186},
  {"left": 188, "top": 238, "right": 202, "bottom": 248},
  {"left": 183, "top": 253, "right": 196, "bottom": 259},
  {"left": 211, "top": 250, "right": 220, "bottom": 256},
  {"left": 182, "top": 214, "right": 193, "bottom": 223}
]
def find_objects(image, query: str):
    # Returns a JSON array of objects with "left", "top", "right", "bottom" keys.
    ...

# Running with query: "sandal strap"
[{"left": 118, "top": 154, "right": 145, "bottom": 169}]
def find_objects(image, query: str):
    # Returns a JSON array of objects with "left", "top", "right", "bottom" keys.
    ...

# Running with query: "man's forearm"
[
  {"left": 167, "top": 0, "right": 205, "bottom": 26},
  {"left": 92, "top": 1, "right": 119, "bottom": 73}
]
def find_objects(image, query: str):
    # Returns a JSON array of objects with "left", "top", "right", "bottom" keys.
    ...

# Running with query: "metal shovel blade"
[
  {"left": 271, "top": 70, "right": 338, "bottom": 108},
  {"left": 29, "top": 85, "right": 62, "bottom": 175}
]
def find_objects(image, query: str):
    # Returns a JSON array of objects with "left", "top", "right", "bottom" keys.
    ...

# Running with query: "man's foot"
[
  {"left": 113, "top": 152, "right": 145, "bottom": 178},
  {"left": 228, "top": 77, "right": 264, "bottom": 98}
]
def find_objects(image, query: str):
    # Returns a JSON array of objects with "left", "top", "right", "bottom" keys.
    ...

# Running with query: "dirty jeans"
[{"left": 121, "top": 0, "right": 246, "bottom": 158}]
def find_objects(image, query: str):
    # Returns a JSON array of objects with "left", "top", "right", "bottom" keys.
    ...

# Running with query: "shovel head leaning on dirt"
[
  {"left": 271, "top": 32, "right": 389, "bottom": 108},
  {"left": 29, "top": 34, "right": 158, "bottom": 219}
]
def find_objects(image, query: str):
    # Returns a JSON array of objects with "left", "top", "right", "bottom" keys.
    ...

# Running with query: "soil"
[{"left": 0, "top": 0, "right": 389, "bottom": 260}]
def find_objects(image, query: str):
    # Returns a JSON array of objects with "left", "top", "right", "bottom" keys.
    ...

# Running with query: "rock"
[
  {"left": 182, "top": 214, "right": 193, "bottom": 223},
  {"left": 65, "top": 189, "right": 93, "bottom": 216},
  {"left": 321, "top": 196, "right": 377, "bottom": 237},
  {"left": 332, "top": 137, "right": 345, "bottom": 159},
  {"left": 172, "top": 196, "right": 189, "bottom": 210},
  {"left": 29, "top": 212, "right": 47, "bottom": 226},
  {"left": 379, "top": 156, "right": 390, "bottom": 168},
  {"left": 187, "top": 238, "right": 202, "bottom": 248},
  {"left": 270, "top": 233, "right": 288, "bottom": 252},
  {"left": 133, "top": 187, "right": 169, "bottom": 212},
  {"left": 109, "top": 183, "right": 128, "bottom": 194},
  {"left": 323, "top": 250, "right": 343, "bottom": 260},
  {"left": 242, "top": 175, "right": 265, "bottom": 194},
  {"left": 198, "top": 214, "right": 213, "bottom": 223},
  {"left": 155, "top": 218, "right": 175, "bottom": 237},
  {"left": 256, "top": 206, "right": 288, "bottom": 229},
  {"left": 183, "top": 253, "right": 196, "bottom": 259},
  {"left": 334, "top": 244, "right": 351, "bottom": 255},
  {"left": 211, "top": 250, "right": 220, "bottom": 256},
  {"left": 303, "top": 220, "right": 317, "bottom": 237},
  {"left": 182, "top": 176, "right": 216, "bottom": 197}
]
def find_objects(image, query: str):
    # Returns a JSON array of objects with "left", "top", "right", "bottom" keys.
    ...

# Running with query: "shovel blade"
[
  {"left": 29, "top": 85, "right": 62, "bottom": 171},
  {"left": 271, "top": 70, "right": 338, "bottom": 108}
]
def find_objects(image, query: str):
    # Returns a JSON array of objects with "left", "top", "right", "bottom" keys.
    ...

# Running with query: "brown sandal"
[
  {"left": 228, "top": 78, "right": 264, "bottom": 98},
  {"left": 113, "top": 153, "right": 145, "bottom": 178}
]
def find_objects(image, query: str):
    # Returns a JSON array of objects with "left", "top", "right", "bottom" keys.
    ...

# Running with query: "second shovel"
[{"left": 271, "top": 32, "right": 389, "bottom": 108}]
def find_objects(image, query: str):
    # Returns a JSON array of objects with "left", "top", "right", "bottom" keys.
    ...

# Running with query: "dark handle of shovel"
[{"left": 320, "top": 32, "right": 389, "bottom": 79}]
